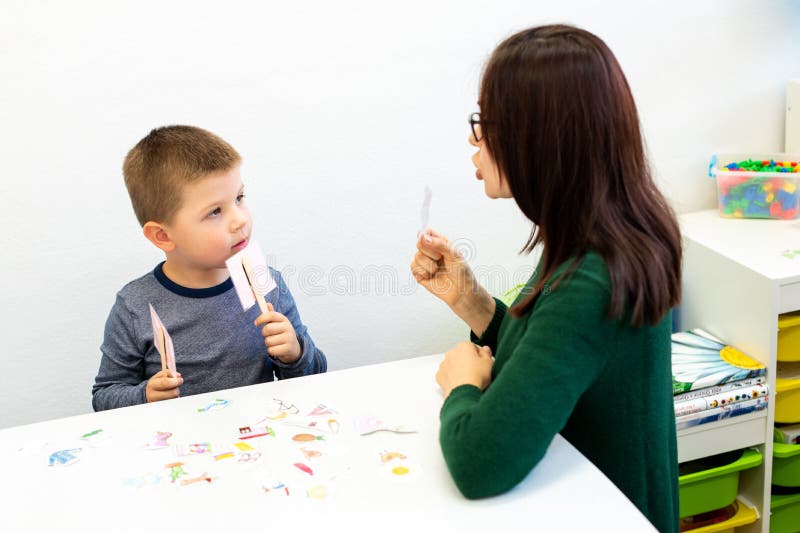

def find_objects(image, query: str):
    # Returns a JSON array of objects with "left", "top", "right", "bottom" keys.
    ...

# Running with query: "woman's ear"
[{"left": 143, "top": 221, "right": 176, "bottom": 253}]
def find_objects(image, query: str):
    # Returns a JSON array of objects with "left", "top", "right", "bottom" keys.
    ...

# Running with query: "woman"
[{"left": 411, "top": 25, "right": 680, "bottom": 532}]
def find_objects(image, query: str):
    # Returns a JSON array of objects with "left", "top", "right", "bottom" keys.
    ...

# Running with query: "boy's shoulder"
[
  {"left": 118, "top": 266, "right": 159, "bottom": 293},
  {"left": 115, "top": 266, "right": 163, "bottom": 307}
]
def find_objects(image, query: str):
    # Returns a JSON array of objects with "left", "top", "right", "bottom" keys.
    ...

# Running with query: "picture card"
[
  {"left": 354, "top": 414, "right": 417, "bottom": 436},
  {"left": 149, "top": 304, "right": 176, "bottom": 374},
  {"left": 225, "top": 240, "right": 276, "bottom": 311},
  {"left": 80, "top": 429, "right": 111, "bottom": 447}
]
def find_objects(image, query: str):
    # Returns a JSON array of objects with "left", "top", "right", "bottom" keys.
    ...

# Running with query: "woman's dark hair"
[{"left": 480, "top": 24, "right": 681, "bottom": 326}]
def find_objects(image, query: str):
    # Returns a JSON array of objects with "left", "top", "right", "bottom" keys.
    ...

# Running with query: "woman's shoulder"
[
  {"left": 523, "top": 251, "right": 611, "bottom": 317},
  {"left": 555, "top": 251, "right": 611, "bottom": 293}
]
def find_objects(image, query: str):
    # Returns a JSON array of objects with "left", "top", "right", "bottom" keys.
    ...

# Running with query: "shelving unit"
[{"left": 678, "top": 209, "right": 800, "bottom": 533}]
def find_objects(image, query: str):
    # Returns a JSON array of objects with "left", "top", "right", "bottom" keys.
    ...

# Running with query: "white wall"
[{"left": 1, "top": 0, "right": 798, "bottom": 428}]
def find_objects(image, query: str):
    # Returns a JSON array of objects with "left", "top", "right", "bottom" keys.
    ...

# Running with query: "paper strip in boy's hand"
[
  {"left": 149, "top": 304, "right": 176, "bottom": 374},
  {"left": 419, "top": 186, "right": 432, "bottom": 235},
  {"left": 225, "top": 240, "right": 276, "bottom": 313}
]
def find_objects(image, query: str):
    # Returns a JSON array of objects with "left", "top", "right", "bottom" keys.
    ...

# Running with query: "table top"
[{"left": 0, "top": 354, "right": 655, "bottom": 532}]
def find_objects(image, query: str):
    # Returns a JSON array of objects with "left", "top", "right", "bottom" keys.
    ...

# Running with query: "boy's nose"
[{"left": 230, "top": 208, "right": 249, "bottom": 233}]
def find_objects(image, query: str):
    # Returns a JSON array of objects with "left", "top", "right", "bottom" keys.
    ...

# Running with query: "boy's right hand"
[{"left": 145, "top": 369, "right": 183, "bottom": 403}]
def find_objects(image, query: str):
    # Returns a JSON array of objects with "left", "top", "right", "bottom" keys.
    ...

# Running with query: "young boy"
[{"left": 92, "top": 125, "right": 327, "bottom": 411}]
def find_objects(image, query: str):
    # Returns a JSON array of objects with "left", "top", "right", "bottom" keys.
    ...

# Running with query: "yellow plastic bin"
[
  {"left": 778, "top": 312, "right": 800, "bottom": 362},
  {"left": 679, "top": 499, "right": 758, "bottom": 532},
  {"left": 772, "top": 442, "right": 800, "bottom": 487},
  {"left": 770, "top": 491, "right": 800, "bottom": 533},
  {"left": 679, "top": 448, "right": 762, "bottom": 518},
  {"left": 776, "top": 362, "right": 800, "bottom": 424}
]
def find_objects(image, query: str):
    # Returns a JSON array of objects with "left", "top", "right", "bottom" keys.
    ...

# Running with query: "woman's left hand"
[{"left": 436, "top": 341, "right": 494, "bottom": 398}]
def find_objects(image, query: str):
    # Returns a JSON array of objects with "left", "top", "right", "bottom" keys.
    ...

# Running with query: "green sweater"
[{"left": 440, "top": 253, "right": 679, "bottom": 533}]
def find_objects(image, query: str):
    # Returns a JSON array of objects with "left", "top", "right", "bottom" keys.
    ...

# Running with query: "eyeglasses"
[{"left": 468, "top": 112, "right": 485, "bottom": 142}]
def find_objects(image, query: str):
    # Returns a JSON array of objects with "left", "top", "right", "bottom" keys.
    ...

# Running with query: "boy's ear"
[{"left": 142, "top": 221, "right": 176, "bottom": 253}]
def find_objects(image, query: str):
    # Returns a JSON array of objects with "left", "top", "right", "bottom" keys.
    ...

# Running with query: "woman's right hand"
[
  {"left": 411, "top": 229, "right": 474, "bottom": 308},
  {"left": 411, "top": 229, "right": 495, "bottom": 334}
]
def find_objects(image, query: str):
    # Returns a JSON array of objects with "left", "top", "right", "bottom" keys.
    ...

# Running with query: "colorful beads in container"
[{"left": 717, "top": 159, "right": 800, "bottom": 219}]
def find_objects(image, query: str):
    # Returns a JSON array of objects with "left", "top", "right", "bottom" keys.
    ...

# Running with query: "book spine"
[
  {"left": 676, "top": 397, "right": 768, "bottom": 430},
  {"left": 673, "top": 376, "right": 766, "bottom": 402},
  {"left": 674, "top": 384, "right": 770, "bottom": 416}
]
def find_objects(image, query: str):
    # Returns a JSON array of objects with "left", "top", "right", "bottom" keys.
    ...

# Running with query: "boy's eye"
[
  {"left": 207, "top": 207, "right": 221, "bottom": 218},
  {"left": 236, "top": 193, "right": 245, "bottom": 204}
]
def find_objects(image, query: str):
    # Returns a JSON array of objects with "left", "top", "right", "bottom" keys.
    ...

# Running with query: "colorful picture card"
[
  {"left": 149, "top": 304, "right": 176, "bottom": 374},
  {"left": 225, "top": 240, "right": 276, "bottom": 311}
]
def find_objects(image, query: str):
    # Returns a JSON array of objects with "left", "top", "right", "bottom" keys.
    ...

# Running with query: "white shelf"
[
  {"left": 679, "top": 209, "right": 800, "bottom": 284},
  {"left": 677, "top": 410, "right": 768, "bottom": 463},
  {"left": 677, "top": 209, "right": 800, "bottom": 533}
]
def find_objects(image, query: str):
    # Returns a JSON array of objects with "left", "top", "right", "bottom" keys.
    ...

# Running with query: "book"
[
  {"left": 674, "top": 383, "right": 769, "bottom": 416},
  {"left": 675, "top": 397, "right": 768, "bottom": 430},
  {"left": 774, "top": 423, "right": 800, "bottom": 444},
  {"left": 671, "top": 329, "right": 766, "bottom": 395},
  {"left": 672, "top": 375, "right": 766, "bottom": 403}
]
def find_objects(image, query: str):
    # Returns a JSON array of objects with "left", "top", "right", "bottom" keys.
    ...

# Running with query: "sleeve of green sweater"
[
  {"left": 469, "top": 297, "right": 507, "bottom": 351},
  {"left": 439, "top": 267, "right": 613, "bottom": 499}
]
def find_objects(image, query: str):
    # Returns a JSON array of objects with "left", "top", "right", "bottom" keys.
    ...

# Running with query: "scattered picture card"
[
  {"left": 225, "top": 240, "right": 276, "bottom": 311},
  {"left": 48, "top": 448, "right": 82, "bottom": 467},
  {"left": 382, "top": 460, "right": 422, "bottom": 482},
  {"left": 149, "top": 304, "right": 176, "bottom": 374},
  {"left": 283, "top": 417, "right": 340, "bottom": 435},
  {"left": 175, "top": 441, "right": 215, "bottom": 456},
  {"left": 196, "top": 398, "right": 230, "bottom": 413},
  {"left": 80, "top": 429, "right": 111, "bottom": 447},
  {"left": 144, "top": 431, "right": 173, "bottom": 450},
  {"left": 354, "top": 415, "right": 417, "bottom": 436},
  {"left": 237, "top": 425, "right": 275, "bottom": 440},
  {"left": 307, "top": 404, "right": 338, "bottom": 416}
]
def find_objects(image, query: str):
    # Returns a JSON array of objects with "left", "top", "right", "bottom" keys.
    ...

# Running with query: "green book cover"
[{"left": 672, "top": 329, "right": 766, "bottom": 395}]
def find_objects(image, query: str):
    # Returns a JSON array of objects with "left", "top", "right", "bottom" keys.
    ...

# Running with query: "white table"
[{"left": 0, "top": 354, "right": 655, "bottom": 532}]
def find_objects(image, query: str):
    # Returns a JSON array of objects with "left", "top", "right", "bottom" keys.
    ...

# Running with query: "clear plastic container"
[{"left": 709, "top": 153, "right": 800, "bottom": 219}]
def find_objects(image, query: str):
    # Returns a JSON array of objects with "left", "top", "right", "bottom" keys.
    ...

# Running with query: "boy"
[{"left": 92, "top": 125, "right": 327, "bottom": 411}]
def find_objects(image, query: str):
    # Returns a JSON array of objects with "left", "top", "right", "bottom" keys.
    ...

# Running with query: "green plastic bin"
[
  {"left": 770, "top": 491, "right": 800, "bottom": 533},
  {"left": 679, "top": 448, "right": 762, "bottom": 518},
  {"left": 772, "top": 442, "right": 800, "bottom": 487}
]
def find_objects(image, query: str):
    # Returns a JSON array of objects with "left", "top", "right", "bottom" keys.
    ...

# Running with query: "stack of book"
[{"left": 672, "top": 329, "right": 769, "bottom": 430}]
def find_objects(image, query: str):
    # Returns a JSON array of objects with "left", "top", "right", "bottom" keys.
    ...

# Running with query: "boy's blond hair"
[{"left": 123, "top": 125, "right": 241, "bottom": 226}]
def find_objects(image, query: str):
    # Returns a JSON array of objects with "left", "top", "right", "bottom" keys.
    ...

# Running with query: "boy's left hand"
[
  {"left": 254, "top": 303, "right": 302, "bottom": 364},
  {"left": 436, "top": 341, "right": 493, "bottom": 398}
]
